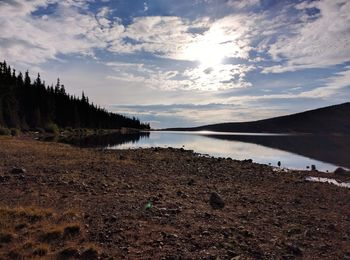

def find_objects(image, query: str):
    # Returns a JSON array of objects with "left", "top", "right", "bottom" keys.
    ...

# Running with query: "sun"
[
  {"left": 185, "top": 28, "right": 228, "bottom": 68},
  {"left": 197, "top": 42, "right": 226, "bottom": 67}
]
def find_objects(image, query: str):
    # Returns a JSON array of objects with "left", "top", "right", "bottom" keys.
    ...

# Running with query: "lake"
[{"left": 57, "top": 131, "right": 350, "bottom": 172}]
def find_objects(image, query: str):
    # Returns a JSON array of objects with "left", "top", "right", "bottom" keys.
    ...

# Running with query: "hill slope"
[{"left": 167, "top": 102, "right": 350, "bottom": 134}]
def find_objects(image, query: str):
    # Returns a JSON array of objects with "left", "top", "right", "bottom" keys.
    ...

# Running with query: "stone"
[
  {"left": 209, "top": 192, "right": 225, "bottom": 209},
  {"left": 18, "top": 174, "right": 25, "bottom": 180},
  {"left": 0, "top": 175, "right": 10, "bottom": 182},
  {"left": 187, "top": 179, "right": 195, "bottom": 186},
  {"left": 334, "top": 167, "right": 349, "bottom": 176},
  {"left": 10, "top": 167, "right": 26, "bottom": 174},
  {"left": 286, "top": 243, "right": 303, "bottom": 256}
]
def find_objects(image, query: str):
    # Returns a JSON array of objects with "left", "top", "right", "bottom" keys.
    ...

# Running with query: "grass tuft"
[
  {"left": 57, "top": 247, "right": 79, "bottom": 259},
  {"left": 40, "top": 229, "right": 62, "bottom": 242},
  {"left": 63, "top": 224, "right": 81, "bottom": 238},
  {"left": 0, "top": 233, "right": 13, "bottom": 243},
  {"left": 33, "top": 244, "right": 49, "bottom": 257},
  {"left": 81, "top": 245, "right": 99, "bottom": 260}
]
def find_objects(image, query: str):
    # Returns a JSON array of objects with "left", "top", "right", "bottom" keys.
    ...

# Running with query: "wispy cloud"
[
  {"left": 263, "top": 0, "right": 350, "bottom": 73},
  {"left": 0, "top": 0, "right": 109, "bottom": 64},
  {"left": 227, "top": 0, "right": 260, "bottom": 10}
]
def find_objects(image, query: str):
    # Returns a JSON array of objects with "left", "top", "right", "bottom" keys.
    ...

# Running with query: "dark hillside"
[{"left": 167, "top": 103, "right": 350, "bottom": 134}]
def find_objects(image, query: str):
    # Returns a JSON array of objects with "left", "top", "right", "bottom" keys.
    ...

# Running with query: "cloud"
[
  {"left": 106, "top": 61, "right": 254, "bottom": 91},
  {"left": 263, "top": 0, "right": 350, "bottom": 73},
  {"left": 111, "top": 102, "right": 291, "bottom": 128},
  {"left": 0, "top": 0, "right": 114, "bottom": 64},
  {"left": 0, "top": 1, "right": 258, "bottom": 68},
  {"left": 298, "top": 66, "right": 350, "bottom": 98},
  {"left": 183, "top": 64, "right": 254, "bottom": 90},
  {"left": 143, "top": 2, "right": 148, "bottom": 12},
  {"left": 108, "top": 16, "right": 193, "bottom": 58},
  {"left": 227, "top": 0, "right": 260, "bottom": 10}
]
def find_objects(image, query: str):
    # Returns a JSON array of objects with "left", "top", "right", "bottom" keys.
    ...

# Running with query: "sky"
[{"left": 0, "top": 0, "right": 349, "bottom": 128}]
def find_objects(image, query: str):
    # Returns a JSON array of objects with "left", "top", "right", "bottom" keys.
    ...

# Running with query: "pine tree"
[
  {"left": 0, "top": 61, "right": 150, "bottom": 130},
  {"left": 24, "top": 71, "right": 31, "bottom": 87}
]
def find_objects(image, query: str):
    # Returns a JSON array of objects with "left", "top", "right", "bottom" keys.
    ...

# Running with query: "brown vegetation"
[{"left": 0, "top": 136, "right": 349, "bottom": 259}]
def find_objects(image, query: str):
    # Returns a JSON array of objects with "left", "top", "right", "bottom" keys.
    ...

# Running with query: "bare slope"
[{"left": 167, "top": 102, "right": 350, "bottom": 134}]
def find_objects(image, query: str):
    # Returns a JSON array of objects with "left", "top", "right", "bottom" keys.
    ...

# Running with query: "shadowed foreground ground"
[{"left": 0, "top": 136, "right": 349, "bottom": 259}]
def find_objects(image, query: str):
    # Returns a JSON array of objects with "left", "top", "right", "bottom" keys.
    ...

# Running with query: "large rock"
[
  {"left": 10, "top": 167, "right": 26, "bottom": 174},
  {"left": 209, "top": 192, "right": 225, "bottom": 209},
  {"left": 334, "top": 167, "right": 350, "bottom": 176}
]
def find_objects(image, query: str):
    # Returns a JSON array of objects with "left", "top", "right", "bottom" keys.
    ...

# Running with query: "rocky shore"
[{"left": 0, "top": 136, "right": 349, "bottom": 259}]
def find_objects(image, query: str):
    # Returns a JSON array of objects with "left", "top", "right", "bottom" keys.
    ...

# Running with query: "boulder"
[
  {"left": 10, "top": 167, "right": 26, "bottom": 174},
  {"left": 209, "top": 192, "right": 225, "bottom": 209},
  {"left": 334, "top": 167, "right": 350, "bottom": 176}
]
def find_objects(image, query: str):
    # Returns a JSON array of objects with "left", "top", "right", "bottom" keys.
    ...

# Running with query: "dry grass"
[
  {"left": 63, "top": 224, "right": 81, "bottom": 238},
  {"left": 0, "top": 205, "right": 98, "bottom": 259},
  {"left": 80, "top": 244, "right": 100, "bottom": 259}
]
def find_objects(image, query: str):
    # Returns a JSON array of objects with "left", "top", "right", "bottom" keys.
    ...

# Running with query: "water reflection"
[
  {"left": 51, "top": 131, "right": 150, "bottom": 148},
  {"left": 203, "top": 133, "right": 350, "bottom": 169},
  {"left": 55, "top": 130, "right": 350, "bottom": 171},
  {"left": 110, "top": 131, "right": 350, "bottom": 171}
]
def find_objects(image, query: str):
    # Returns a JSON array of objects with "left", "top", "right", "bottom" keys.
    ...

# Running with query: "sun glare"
[
  {"left": 197, "top": 42, "right": 226, "bottom": 67},
  {"left": 185, "top": 28, "right": 229, "bottom": 68}
]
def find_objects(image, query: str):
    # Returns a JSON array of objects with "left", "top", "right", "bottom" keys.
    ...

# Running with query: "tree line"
[{"left": 0, "top": 61, "right": 150, "bottom": 130}]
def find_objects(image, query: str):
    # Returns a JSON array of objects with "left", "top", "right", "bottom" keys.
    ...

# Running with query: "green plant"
[
  {"left": 45, "top": 123, "right": 59, "bottom": 135},
  {"left": 10, "top": 128, "right": 21, "bottom": 136},
  {"left": 0, "top": 127, "right": 10, "bottom": 136},
  {"left": 65, "top": 127, "right": 73, "bottom": 132}
]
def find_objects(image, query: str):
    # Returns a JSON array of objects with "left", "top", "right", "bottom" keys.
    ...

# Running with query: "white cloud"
[
  {"left": 143, "top": 2, "right": 148, "bottom": 12},
  {"left": 109, "top": 16, "right": 193, "bottom": 57},
  {"left": 183, "top": 64, "right": 254, "bottom": 90},
  {"left": 111, "top": 103, "right": 289, "bottom": 128},
  {"left": 183, "top": 14, "right": 255, "bottom": 62},
  {"left": 227, "top": 0, "right": 260, "bottom": 10},
  {"left": 298, "top": 66, "right": 350, "bottom": 98},
  {"left": 0, "top": 0, "right": 115, "bottom": 64},
  {"left": 106, "top": 61, "right": 254, "bottom": 91},
  {"left": 0, "top": 1, "right": 258, "bottom": 69},
  {"left": 108, "top": 14, "right": 257, "bottom": 63},
  {"left": 263, "top": 0, "right": 350, "bottom": 73}
]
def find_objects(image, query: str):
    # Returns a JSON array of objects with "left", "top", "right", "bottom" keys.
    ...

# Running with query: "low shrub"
[
  {"left": 0, "top": 127, "right": 10, "bottom": 136},
  {"left": 0, "top": 232, "right": 13, "bottom": 243},
  {"left": 65, "top": 127, "right": 73, "bottom": 132},
  {"left": 45, "top": 123, "right": 59, "bottom": 135},
  {"left": 63, "top": 224, "right": 80, "bottom": 237},
  {"left": 33, "top": 245, "right": 48, "bottom": 257},
  {"left": 10, "top": 128, "right": 21, "bottom": 136},
  {"left": 39, "top": 229, "right": 62, "bottom": 242},
  {"left": 81, "top": 246, "right": 99, "bottom": 260},
  {"left": 57, "top": 247, "right": 79, "bottom": 259}
]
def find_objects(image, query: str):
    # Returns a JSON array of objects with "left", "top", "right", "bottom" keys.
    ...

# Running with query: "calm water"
[
  {"left": 57, "top": 131, "right": 350, "bottom": 172},
  {"left": 108, "top": 131, "right": 349, "bottom": 172}
]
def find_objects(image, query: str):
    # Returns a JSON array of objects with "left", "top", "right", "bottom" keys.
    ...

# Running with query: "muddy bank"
[{"left": 0, "top": 137, "right": 349, "bottom": 259}]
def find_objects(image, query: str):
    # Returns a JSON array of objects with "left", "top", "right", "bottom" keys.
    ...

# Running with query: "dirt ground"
[{"left": 0, "top": 136, "right": 349, "bottom": 259}]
